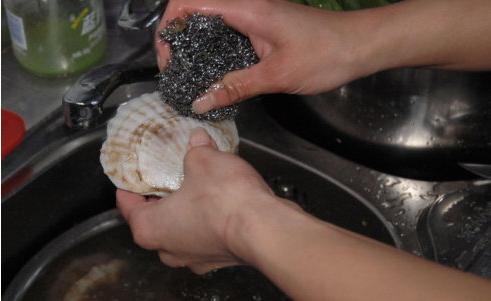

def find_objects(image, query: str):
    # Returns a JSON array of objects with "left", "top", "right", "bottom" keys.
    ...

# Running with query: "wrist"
[
  {"left": 318, "top": 9, "right": 395, "bottom": 85},
  {"left": 349, "top": 0, "right": 471, "bottom": 73},
  {"left": 358, "top": 3, "right": 417, "bottom": 72},
  {"left": 224, "top": 195, "right": 276, "bottom": 265},
  {"left": 336, "top": 2, "right": 424, "bottom": 77},
  {"left": 341, "top": 9, "right": 397, "bottom": 77},
  {"left": 224, "top": 195, "right": 322, "bottom": 267},
  {"left": 224, "top": 196, "right": 286, "bottom": 264}
]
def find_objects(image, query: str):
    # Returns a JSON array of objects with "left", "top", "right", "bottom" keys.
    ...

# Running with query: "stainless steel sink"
[
  {"left": 2, "top": 0, "right": 491, "bottom": 293},
  {"left": 2, "top": 81, "right": 399, "bottom": 290},
  {"left": 3, "top": 72, "right": 490, "bottom": 294},
  {"left": 264, "top": 69, "right": 491, "bottom": 180}
]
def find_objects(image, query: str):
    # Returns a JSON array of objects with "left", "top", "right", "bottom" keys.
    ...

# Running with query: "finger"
[
  {"left": 155, "top": 0, "right": 207, "bottom": 71},
  {"left": 154, "top": 0, "right": 188, "bottom": 71},
  {"left": 155, "top": 0, "right": 263, "bottom": 72},
  {"left": 161, "top": 0, "right": 256, "bottom": 32},
  {"left": 183, "top": 130, "right": 226, "bottom": 177},
  {"left": 283, "top": 199, "right": 304, "bottom": 212},
  {"left": 145, "top": 195, "right": 161, "bottom": 202},
  {"left": 155, "top": 40, "right": 171, "bottom": 71},
  {"left": 187, "top": 127, "right": 218, "bottom": 150},
  {"left": 188, "top": 261, "right": 240, "bottom": 275},
  {"left": 116, "top": 189, "right": 146, "bottom": 221},
  {"left": 126, "top": 203, "right": 163, "bottom": 250},
  {"left": 158, "top": 251, "right": 188, "bottom": 268},
  {"left": 192, "top": 63, "right": 273, "bottom": 114}
]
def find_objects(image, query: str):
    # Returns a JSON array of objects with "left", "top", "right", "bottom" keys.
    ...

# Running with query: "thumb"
[
  {"left": 192, "top": 63, "right": 272, "bottom": 114},
  {"left": 187, "top": 127, "right": 218, "bottom": 150},
  {"left": 183, "top": 128, "right": 220, "bottom": 177}
]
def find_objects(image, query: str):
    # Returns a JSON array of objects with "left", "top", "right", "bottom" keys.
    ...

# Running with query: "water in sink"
[
  {"left": 20, "top": 224, "right": 290, "bottom": 301},
  {"left": 3, "top": 133, "right": 395, "bottom": 298}
]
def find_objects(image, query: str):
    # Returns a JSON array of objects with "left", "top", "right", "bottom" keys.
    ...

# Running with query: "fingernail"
[
  {"left": 157, "top": 55, "right": 163, "bottom": 71},
  {"left": 189, "top": 128, "right": 211, "bottom": 147},
  {"left": 192, "top": 93, "right": 217, "bottom": 114}
]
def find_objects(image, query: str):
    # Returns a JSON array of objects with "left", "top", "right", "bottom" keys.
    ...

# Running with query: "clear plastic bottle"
[{"left": 4, "top": 0, "right": 106, "bottom": 77}]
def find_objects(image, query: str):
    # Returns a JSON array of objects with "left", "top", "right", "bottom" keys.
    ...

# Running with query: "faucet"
[
  {"left": 63, "top": 0, "right": 166, "bottom": 129},
  {"left": 62, "top": 64, "right": 159, "bottom": 129}
]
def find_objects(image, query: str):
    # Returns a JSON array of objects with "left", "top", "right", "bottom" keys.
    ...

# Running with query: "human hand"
[
  {"left": 155, "top": 0, "right": 376, "bottom": 114},
  {"left": 117, "top": 128, "right": 284, "bottom": 274}
]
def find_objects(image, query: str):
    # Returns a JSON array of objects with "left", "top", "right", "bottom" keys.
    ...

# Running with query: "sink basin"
[
  {"left": 2, "top": 130, "right": 395, "bottom": 286},
  {"left": 264, "top": 69, "right": 491, "bottom": 180},
  {"left": 2, "top": 132, "right": 397, "bottom": 299},
  {"left": 2, "top": 84, "right": 398, "bottom": 291},
  {"left": 5, "top": 74, "right": 491, "bottom": 298},
  {"left": 6, "top": 210, "right": 293, "bottom": 300}
]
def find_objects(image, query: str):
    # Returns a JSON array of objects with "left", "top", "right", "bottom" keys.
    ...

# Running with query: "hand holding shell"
[{"left": 100, "top": 92, "right": 239, "bottom": 196}]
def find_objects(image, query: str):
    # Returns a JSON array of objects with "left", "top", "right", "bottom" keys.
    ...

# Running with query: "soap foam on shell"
[{"left": 158, "top": 14, "right": 259, "bottom": 121}]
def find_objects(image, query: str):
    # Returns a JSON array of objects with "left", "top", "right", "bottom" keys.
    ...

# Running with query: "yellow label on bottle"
[{"left": 70, "top": 7, "right": 90, "bottom": 30}]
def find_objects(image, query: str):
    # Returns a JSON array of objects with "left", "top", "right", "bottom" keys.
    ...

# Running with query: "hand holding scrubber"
[{"left": 158, "top": 14, "right": 259, "bottom": 121}]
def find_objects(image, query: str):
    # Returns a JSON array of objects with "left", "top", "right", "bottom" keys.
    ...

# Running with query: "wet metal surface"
[{"left": 265, "top": 69, "right": 491, "bottom": 180}]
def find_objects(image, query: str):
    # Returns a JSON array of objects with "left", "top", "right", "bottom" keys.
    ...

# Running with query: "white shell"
[{"left": 100, "top": 92, "right": 239, "bottom": 196}]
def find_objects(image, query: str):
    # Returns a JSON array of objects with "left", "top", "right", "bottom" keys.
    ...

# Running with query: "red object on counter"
[{"left": 2, "top": 109, "right": 26, "bottom": 159}]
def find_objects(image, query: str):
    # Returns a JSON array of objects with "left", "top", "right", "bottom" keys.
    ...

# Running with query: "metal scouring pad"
[{"left": 158, "top": 13, "right": 259, "bottom": 121}]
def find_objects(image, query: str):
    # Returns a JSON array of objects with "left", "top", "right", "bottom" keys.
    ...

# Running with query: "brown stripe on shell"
[{"left": 100, "top": 92, "right": 238, "bottom": 197}]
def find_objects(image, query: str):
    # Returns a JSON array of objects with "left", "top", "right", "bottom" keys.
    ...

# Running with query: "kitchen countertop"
[{"left": 2, "top": 1, "right": 156, "bottom": 130}]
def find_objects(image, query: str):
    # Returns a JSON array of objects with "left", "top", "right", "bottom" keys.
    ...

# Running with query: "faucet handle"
[{"left": 63, "top": 63, "right": 159, "bottom": 129}]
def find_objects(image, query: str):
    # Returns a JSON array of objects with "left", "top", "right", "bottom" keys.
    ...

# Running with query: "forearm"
[
  {"left": 228, "top": 198, "right": 491, "bottom": 301},
  {"left": 357, "top": 0, "right": 491, "bottom": 72}
]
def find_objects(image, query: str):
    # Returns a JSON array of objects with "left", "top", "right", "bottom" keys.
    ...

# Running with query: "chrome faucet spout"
[{"left": 62, "top": 64, "right": 159, "bottom": 129}]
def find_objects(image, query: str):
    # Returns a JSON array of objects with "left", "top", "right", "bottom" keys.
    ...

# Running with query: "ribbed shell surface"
[{"left": 100, "top": 92, "right": 239, "bottom": 196}]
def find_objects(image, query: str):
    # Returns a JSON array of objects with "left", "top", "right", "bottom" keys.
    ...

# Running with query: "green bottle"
[{"left": 4, "top": 0, "right": 106, "bottom": 77}]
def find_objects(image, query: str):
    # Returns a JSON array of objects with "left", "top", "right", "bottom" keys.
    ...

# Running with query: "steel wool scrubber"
[{"left": 158, "top": 14, "right": 259, "bottom": 121}]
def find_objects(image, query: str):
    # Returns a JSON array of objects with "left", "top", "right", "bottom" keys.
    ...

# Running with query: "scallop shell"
[{"left": 100, "top": 92, "right": 239, "bottom": 196}]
